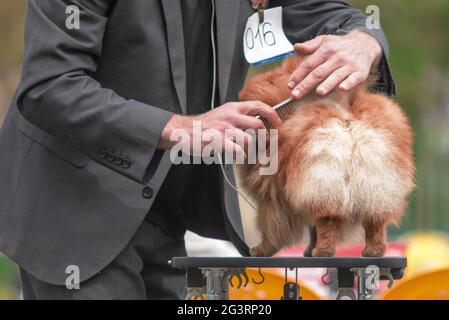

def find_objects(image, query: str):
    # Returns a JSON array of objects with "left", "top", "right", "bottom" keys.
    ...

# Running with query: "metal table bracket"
[{"left": 169, "top": 257, "right": 407, "bottom": 300}]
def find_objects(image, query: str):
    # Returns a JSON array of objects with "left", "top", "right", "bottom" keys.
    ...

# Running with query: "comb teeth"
[
  {"left": 257, "top": 98, "right": 298, "bottom": 129},
  {"left": 276, "top": 103, "right": 295, "bottom": 120},
  {"left": 261, "top": 118, "right": 271, "bottom": 129},
  {"left": 277, "top": 107, "right": 288, "bottom": 120},
  {"left": 275, "top": 98, "right": 297, "bottom": 122}
]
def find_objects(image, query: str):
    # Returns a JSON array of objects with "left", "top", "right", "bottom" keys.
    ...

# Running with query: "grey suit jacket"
[{"left": 0, "top": 0, "right": 394, "bottom": 285}]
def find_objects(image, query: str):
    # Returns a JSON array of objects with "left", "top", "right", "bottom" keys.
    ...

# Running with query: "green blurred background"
[{"left": 0, "top": 0, "right": 448, "bottom": 299}]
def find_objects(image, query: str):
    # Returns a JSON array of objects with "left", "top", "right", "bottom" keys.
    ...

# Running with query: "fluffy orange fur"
[{"left": 239, "top": 56, "right": 415, "bottom": 257}]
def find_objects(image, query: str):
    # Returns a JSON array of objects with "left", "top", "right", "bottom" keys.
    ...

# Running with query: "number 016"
[{"left": 245, "top": 22, "right": 276, "bottom": 49}]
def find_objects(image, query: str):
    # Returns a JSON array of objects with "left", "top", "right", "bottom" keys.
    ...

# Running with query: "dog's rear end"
[{"left": 239, "top": 56, "right": 415, "bottom": 257}]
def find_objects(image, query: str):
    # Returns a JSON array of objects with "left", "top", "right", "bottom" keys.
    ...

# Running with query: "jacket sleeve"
[
  {"left": 270, "top": 0, "right": 396, "bottom": 95},
  {"left": 16, "top": 0, "right": 174, "bottom": 184}
]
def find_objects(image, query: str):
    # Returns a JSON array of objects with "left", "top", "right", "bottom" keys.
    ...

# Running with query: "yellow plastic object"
[
  {"left": 404, "top": 232, "right": 449, "bottom": 275},
  {"left": 381, "top": 267, "right": 449, "bottom": 300},
  {"left": 229, "top": 268, "right": 322, "bottom": 300}
]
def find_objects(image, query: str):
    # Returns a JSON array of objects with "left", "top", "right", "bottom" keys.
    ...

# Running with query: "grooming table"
[{"left": 169, "top": 256, "right": 406, "bottom": 300}]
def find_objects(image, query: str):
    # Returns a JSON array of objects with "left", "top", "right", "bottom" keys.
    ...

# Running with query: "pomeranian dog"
[{"left": 238, "top": 56, "right": 415, "bottom": 257}]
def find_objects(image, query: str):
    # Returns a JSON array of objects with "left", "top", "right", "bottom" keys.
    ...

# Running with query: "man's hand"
[
  {"left": 250, "top": 0, "right": 266, "bottom": 9},
  {"left": 158, "top": 101, "right": 281, "bottom": 157},
  {"left": 288, "top": 30, "right": 383, "bottom": 99}
]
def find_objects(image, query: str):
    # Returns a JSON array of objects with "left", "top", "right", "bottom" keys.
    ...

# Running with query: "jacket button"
[
  {"left": 142, "top": 187, "right": 153, "bottom": 199},
  {"left": 98, "top": 149, "right": 107, "bottom": 159},
  {"left": 114, "top": 157, "right": 123, "bottom": 166},
  {"left": 122, "top": 159, "right": 132, "bottom": 169}
]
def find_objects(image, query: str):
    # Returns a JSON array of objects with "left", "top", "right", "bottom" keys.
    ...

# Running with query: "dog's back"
[{"left": 239, "top": 56, "right": 415, "bottom": 257}]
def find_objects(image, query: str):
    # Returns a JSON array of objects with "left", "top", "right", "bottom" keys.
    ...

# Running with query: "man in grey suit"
[{"left": 0, "top": 0, "right": 395, "bottom": 299}]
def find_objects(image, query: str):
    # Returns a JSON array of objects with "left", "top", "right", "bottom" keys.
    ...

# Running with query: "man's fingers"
[
  {"left": 339, "top": 71, "right": 367, "bottom": 91},
  {"left": 316, "top": 66, "right": 353, "bottom": 96},
  {"left": 223, "top": 139, "right": 246, "bottom": 162},
  {"left": 288, "top": 50, "right": 327, "bottom": 90},
  {"left": 250, "top": 0, "right": 266, "bottom": 9},
  {"left": 293, "top": 36, "right": 325, "bottom": 56},
  {"left": 240, "top": 101, "right": 282, "bottom": 127},
  {"left": 233, "top": 114, "right": 265, "bottom": 130},
  {"left": 225, "top": 128, "right": 254, "bottom": 154},
  {"left": 291, "top": 58, "right": 340, "bottom": 99}
]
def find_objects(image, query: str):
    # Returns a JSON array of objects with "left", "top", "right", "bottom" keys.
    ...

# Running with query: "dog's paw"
[
  {"left": 250, "top": 243, "right": 275, "bottom": 257},
  {"left": 362, "top": 244, "right": 386, "bottom": 257},
  {"left": 312, "top": 247, "right": 336, "bottom": 257}
]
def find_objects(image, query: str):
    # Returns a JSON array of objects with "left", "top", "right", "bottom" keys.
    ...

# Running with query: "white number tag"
[{"left": 243, "top": 7, "right": 294, "bottom": 66}]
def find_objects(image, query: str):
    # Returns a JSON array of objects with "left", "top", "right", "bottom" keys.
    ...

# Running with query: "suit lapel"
[
  {"left": 215, "top": 0, "right": 241, "bottom": 104},
  {"left": 161, "top": 0, "right": 269, "bottom": 109},
  {"left": 161, "top": 0, "right": 187, "bottom": 114},
  {"left": 216, "top": 0, "right": 269, "bottom": 103}
]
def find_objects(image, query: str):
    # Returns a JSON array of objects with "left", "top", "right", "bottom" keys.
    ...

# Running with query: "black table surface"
[{"left": 170, "top": 256, "right": 407, "bottom": 269}]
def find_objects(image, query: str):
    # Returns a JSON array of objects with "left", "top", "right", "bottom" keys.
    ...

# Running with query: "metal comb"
[{"left": 257, "top": 97, "right": 298, "bottom": 129}]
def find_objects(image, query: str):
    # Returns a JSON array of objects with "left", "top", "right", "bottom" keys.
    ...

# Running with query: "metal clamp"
[
  {"left": 258, "top": 3, "right": 264, "bottom": 24},
  {"left": 336, "top": 288, "right": 357, "bottom": 300},
  {"left": 202, "top": 268, "right": 230, "bottom": 300},
  {"left": 350, "top": 267, "right": 395, "bottom": 300},
  {"left": 352, "top": 267, "right": 376, "bottom": 300}
]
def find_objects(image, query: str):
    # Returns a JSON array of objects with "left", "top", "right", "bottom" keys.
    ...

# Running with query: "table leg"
[
  {"left": 336, "top": 268, "right": 357, "bottom": 300},
  {"left": 202, "top": 268, "right": 230, "bottom": 300}
]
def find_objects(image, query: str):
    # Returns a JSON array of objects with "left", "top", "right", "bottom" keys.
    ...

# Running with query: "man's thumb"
[{"left": 294, "top": 36, "right": 324, "bottom": 55}]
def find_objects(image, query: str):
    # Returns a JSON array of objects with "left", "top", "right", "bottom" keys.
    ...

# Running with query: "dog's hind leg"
[
  {"left": 250, "top": 202, "right": 296, "bottom": 257},
  {"left": 250, "top": 235, "right": 279, "bottom": 257},
  {"left": 312, "top": 216, "right": 344, "bottom": 257},
  {"left": 362, "top": 219, "right": 387, "bottom": 257}
]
